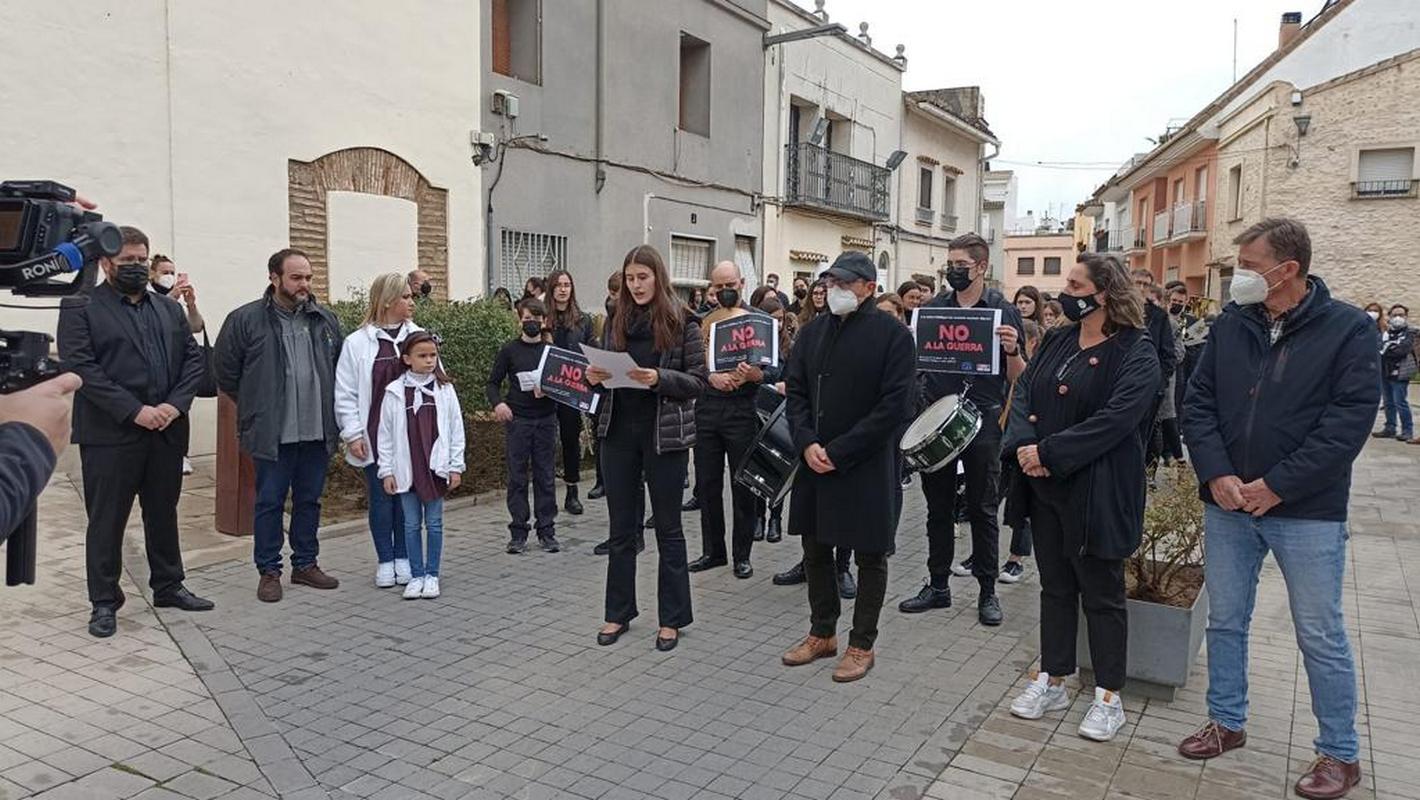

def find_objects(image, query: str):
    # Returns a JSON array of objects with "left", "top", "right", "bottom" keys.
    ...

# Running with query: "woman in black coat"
[
  {"left": 587, "top": 246, "right": 706, "bottom": 653},
  {"left": 1000, "top": 253, "right": 1160, "bottom": 742},
  {"left": 545, "top": 269, "right": 596, "bottom": 515}
]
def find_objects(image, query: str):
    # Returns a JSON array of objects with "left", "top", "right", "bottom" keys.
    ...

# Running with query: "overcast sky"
[{"left": 790, "top": 0, "right": 1319, "bottom": 224}]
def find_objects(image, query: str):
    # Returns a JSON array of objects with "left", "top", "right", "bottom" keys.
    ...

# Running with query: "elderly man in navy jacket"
[{"left": 1178, "top": 218, "right": 1378, "bottom": 800}]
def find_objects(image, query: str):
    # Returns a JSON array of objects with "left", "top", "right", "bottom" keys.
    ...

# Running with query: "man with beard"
[{"left": 215, "top": 249, "right": 344, "bottom": 602}]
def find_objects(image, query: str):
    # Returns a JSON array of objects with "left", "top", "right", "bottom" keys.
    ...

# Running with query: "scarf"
[{"left": 403, "top": 371, "right": 438, "bottom": 413}]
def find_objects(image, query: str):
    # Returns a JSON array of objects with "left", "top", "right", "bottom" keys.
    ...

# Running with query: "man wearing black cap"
[
  {"left": 780, "top": 251, "right": 915, "bottom": 683},
  {"left": 897, "top": 232, "right": 1026, "bottom": 626}
]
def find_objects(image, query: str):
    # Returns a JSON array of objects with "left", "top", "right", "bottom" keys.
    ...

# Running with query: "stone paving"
[{"left": 1, "top": 394, "right": 1417, "bottom": 799}]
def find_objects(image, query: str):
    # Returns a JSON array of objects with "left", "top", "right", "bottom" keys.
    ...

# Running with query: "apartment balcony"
[
  {"left": 940, "top": 213, "right": 958, "bottom": 233},
  {"left": 785, "top": 142, "right": 892, "bottom": 223},
  {"left": 1169, "top": 200, "right": 1207, "bottom": 243},
  {"left": 1151, "top": 211, "right": 1172, "bottom": 248},
  {"left": 1093, "top": 227, "right": 1127, "bottom": 253},
  {"left": 1127, "top": 227, "right": 1148, "bottom": 255},
  {"left": 915, "top": 206, "right": 935, "bottom": 226}
]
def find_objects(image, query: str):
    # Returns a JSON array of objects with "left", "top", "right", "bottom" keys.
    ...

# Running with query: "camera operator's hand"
[
  {"left": 0, "top": 373, "right": 83, "bottom": 458},
  {"left": 133, "top": 406, "right": 166, "bottom": 431}
]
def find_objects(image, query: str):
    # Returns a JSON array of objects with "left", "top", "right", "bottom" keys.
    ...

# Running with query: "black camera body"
[{"left": 1, "top": 180, "right": 121, "bottom": 585}]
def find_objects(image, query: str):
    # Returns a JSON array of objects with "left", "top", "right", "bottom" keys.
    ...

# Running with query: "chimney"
[{"left": 1279, "top": 11, "right": 1303, "bottom": 50}]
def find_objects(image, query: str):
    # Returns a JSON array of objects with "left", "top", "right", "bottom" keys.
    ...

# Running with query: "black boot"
[
  {"left": 766, "top": 517, "right": 782, "bottom": 543},
  {"left": 752, "top": 518, "right": 765, "bottom": 542},
  {"left": 587, "top": 482, "right": 605, "bottom": 500},
  {"left": 681, "top": 496, "right": 700, "bottom": 512},
  {"left": 593, "top": 540, "right": 610, "bottom": 555},
  {"left": 772, "top": 561, "right": 806, "bottom": 585},
  {"left": 564, "top": 485, "right": 583, "bottom": 515}
]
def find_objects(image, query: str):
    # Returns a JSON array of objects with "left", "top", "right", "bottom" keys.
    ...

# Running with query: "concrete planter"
[{"left": 1078, "top": 584, "right": 1208, "bottom": 701}]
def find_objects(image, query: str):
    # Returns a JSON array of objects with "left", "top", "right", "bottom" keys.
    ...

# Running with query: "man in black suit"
[{"left": 57, "top": 225, "right": 214, "bottom": 638}]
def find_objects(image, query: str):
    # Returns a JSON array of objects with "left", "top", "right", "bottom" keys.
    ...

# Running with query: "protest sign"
[
  {"left": 708, "top": 315, "right": 779, "bottom": 372},
  {"left": 536, "top": 346, "right": 601, "bottom": 413},
  {"left": 912, "top": 306, "right": 1001, "bottom": 375}
]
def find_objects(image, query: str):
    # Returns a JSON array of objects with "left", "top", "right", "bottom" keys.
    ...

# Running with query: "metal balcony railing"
[
  {"left": 915, "top": 206, "right": 935, "bottom": 226},
  {"left": 785, "top": 142, "right": 893, "bottom": 222},
  {"left": 1354, "top": 179, "right": 1418, "bottom": 198},
  {"left": 1152, "top": 211, "right": 1171, "bottom": 246},
  {"left": 941, "top": 213, "right": 958, "bottom": 233},
  {"left": 1132, "top": 228, "right": 1148, "bottom": 250},
  {"left": 1094, "top": 228, "right": 1127, "bottom": 252}
]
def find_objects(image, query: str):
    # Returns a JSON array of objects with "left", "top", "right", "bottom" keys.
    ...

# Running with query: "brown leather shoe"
[
  {"left": 291, "top": 565, "right": 339, "bottom": 590},
  {"left": 831, "top": 647, "right": 875, "bottom": 683},
  {"left": 257, "top": 573, "right": 282, "bottom": 603},
  {"left": 1178, "top": 721, "right": 1247, "bottom": 760},
  {"left": 782, "top": 635, "right": 837, "bottom": 666},
  {"left": 1409, "top": 436, "right": 1420, "bottom": 445},
  {"left": 1295, "top": 756, "right": 1361, "bottom": 800}
]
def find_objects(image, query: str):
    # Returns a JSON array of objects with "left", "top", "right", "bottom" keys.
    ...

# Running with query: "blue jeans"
[
  {"left": 400, "top": 494, "right": 444, "bottom": 578},
  {"left": 1203, "top": 505, "right": 1358, "bottom": 762},
  {"left": 363, "top": 464, "right": 407, "bottom": 563},
  {"left": 1382, "top": 378, "right": 1413, "bottom": 436},
  {"left": 253, "top": 441, "right": 328, "bottom": 575}
]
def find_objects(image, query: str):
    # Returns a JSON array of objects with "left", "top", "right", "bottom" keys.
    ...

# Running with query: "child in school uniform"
[
  {"left": 486, "top": 298, "right": 560, "bottom": 554},
  {"left": 378, "top": 331, "right": 465, "bottom": 599}
]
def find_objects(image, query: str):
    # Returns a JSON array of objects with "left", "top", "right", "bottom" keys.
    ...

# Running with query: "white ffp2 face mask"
[
  {"left": 1228, "top": 262, "right": 1287, "bottom": 306},
  {"left": 826, "top": 285, "right": 859, "bottom": 316},
  {"left": 156, "top": 274, "right": 178, "bottom": 290}
]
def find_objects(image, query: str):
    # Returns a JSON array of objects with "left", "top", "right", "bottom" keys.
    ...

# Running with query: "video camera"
[{"left": 1, "top": 180, "right": 122, "bottom": 585}]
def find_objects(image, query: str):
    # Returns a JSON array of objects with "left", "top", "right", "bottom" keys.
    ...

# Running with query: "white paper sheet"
[{"left": 579, "top": 345, "right": 651, "bottom": 390}]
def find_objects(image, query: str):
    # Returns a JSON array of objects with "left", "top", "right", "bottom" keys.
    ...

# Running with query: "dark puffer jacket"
[{"left": 594, "top": 311, "right": 706, "bottom": 453}]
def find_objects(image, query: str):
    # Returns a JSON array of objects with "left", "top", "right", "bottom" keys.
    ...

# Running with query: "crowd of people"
[{"left": 42, "top": 211, "right": 1410, "bottom": 800}]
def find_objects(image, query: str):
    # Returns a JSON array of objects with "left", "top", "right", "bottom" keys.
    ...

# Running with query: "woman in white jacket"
[
  {"left": 333, "top": 273, "right": 421, "bottom": 588},
  {"left": 378, "top": 332, "right": 465, "bottom": 599}
]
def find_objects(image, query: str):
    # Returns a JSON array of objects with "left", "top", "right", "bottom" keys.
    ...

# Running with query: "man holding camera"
[{"left": 57, "top": 225, "right": 214, "bottom": 638}]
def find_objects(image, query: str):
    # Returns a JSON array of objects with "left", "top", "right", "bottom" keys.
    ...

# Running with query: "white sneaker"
[
  {"left": 421, "top": 576, "right": 440, "bottom": 598},
  {"left": 182, "top": 457, "right": 194, "bottom": 475},
  {"left": 402, "top": 577, "right": 424, "bottom": 599},
  {"left": 375, "top": 562, "right": 396, "bottom": 588},
  {"left": 393, "top": 559, "right": 412, "bottom": 585},
  {"left": 1010, "top": 672, "right": 1070, "bottom": 720},
  {"left": 1078, "top": 687, "right": 1126, "bottom": 742}
]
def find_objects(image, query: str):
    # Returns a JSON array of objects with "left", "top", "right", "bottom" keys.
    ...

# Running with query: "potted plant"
[{"left": 1079, "top": 461, "right": 1207, "bottom": 701}]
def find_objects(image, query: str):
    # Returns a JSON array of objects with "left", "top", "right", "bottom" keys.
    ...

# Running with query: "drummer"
[
  {"left": 897, "top": 232, "right": 1026, "bottom": 626},
  {"left": 687, "top": 261, "right": 779, "bottom": 580}
]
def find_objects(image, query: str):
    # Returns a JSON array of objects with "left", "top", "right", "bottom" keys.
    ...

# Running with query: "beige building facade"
[
  {"left": 1213, "top": 49, "right": 1420, "bottom": 311},
  {"left": 1002, "top": 233, "right": 1076, "bottom": 299}
]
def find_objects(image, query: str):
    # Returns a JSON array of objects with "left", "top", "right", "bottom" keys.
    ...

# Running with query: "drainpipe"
[
  {"left": 979, "top": 141, "right": 999, "bottom": 281},
  {"left": 643, "top": 192, "right": 655, "bottom": 244},
  {"left": 594, "top": 0, "right": 607, "bottom": 193}
]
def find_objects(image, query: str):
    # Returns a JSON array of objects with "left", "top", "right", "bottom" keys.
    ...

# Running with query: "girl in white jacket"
[
  {"left": 378, "top": 332, "right": 465, "bottom": 599},
  {"left": 334, "top": 273, "right": 421, "bottom": 588}
]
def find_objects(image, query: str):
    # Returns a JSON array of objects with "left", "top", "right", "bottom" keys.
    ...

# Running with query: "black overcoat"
[{"left": 784, "top": 299, "right": 915, "bottom": 553}]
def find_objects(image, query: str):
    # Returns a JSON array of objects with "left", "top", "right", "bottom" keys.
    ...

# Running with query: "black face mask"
[
  {"left": 113, "top": 264, "right": 150, "bottom": 295},
  {"left": 1169, "top": 301, "right": 1185, "bottom": 316},
  {"left": 1058, "top": 290, "right": 1101, "bottom": 322},
  {"left": 945, "top": 268, "right": 974, "bottom": 292},
  {"left": 419, "top": 281, "right": 432, "bottom": 297},
  {"left": 794, "top": 287, "right": 807, "bottom": 299},
  {"left": 521, "top": 320, "right": 543, "bottom": 338},
  {"left": 716, "top": 288, "right": 739, "bottom": 309},
  {"left": 152, "top": 281, "right": 172, "bottom": 296}
]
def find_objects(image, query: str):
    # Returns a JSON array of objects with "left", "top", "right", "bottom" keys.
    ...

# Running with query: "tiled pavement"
[{"left": 1, "top": 395, "right": 1417, "bottom": 799}]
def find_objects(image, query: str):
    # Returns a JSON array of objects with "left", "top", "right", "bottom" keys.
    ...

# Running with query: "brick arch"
[{"left": 288, "top": 147, "right": 449, "bottom": 301}]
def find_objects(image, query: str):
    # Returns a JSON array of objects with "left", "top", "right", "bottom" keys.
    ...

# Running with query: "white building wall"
[{"left": 893, "top": 104, "right": 986, "bottom": 286}]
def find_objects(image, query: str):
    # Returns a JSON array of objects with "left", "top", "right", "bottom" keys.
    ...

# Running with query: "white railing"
[
  {"left": 1171, "top": 203, "right": 1193, "bottom": 237},
  {"left": 1153, "top": 210, "right": 1171, "bottom": 245},
  {"left": 915, "top": 206, "right": 935, "bottom": 226}
]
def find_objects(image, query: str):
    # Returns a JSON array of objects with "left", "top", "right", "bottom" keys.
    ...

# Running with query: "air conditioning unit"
[{"left": 491, "top": 90, "right": 519, "bottom": 119}]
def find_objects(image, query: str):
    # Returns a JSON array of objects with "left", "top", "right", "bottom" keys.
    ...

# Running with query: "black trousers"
[
  {"left": 506, "top": 415, "right": 558, "bottom": 539},
  {"left": 1030, "top": 485, "right": 1127, "bottom": 690},
  {"left": 555, "top": 403, "right": 584, "bottom": 484},
  {"left": 921, "top": 410, "right": 1002, "bottom": 590},
  {"left": 694, "top": 397, "right": 757, "bottom": 563},
  {"left": 1160, "top": 417, "right": 1184, "bottom": 461},
  {"left": 1009, "top": 520, "right": 1033, "bottom": 558},
  {"left": 80, "top": 433, "right": 187, "bottom": 607},
  {"left": 804, "top": 532, "right": 887, "bottom": 650},
  {"left": 602, "top": 417, "right": 692, "bottom": 628}
]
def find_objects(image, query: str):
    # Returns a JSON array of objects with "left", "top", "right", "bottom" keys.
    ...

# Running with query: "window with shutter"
[
  {"left": 670, "top": 236, "right": 714, "bottom": 284},
  {"left": 1043, "top": 257, "right": 1061, "bottom": 275},
  {"left": 1017, "top": 257, "right": 1035, "bottom": 276},
  {"left": 734, "top": 236, "right": 758, "bottom": 290},
  {"left": 1356, "top": 148, "right": 1416, "bottom": 197}
]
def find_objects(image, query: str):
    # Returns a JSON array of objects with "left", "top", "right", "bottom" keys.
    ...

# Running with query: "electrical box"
[{"left": 492, "top": 90, "right": 519, "bottom": 119}]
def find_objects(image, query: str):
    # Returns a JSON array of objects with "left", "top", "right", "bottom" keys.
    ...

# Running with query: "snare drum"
[
  {"left": 899, "top": 394, "right": 982, "bottom": 474},
  {"left": 734, "top": 402, "right": 800, "bottom": 506}
]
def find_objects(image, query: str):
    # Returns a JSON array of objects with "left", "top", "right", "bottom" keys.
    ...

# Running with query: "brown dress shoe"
[
  {"left": 1295, "top": 756, "right": 1361, "bottom": 800},
  {"left": 1178, "top": 721, "right": 1247, "bottom": 760},
  {"left": 291, "top": 565, "right": 339, "bottom": 590},
  {"left": 782, "top": 635, "right": 837, "bottom": 666},
  {"left": 257, "top": 573, "right": 282, "bottom": 603},
  {"left": 831, "top": 647, "right": 875, "bottom": 683},
  {"left": 1409, "top": 436, "right": 1420, "bottom": 445}
]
